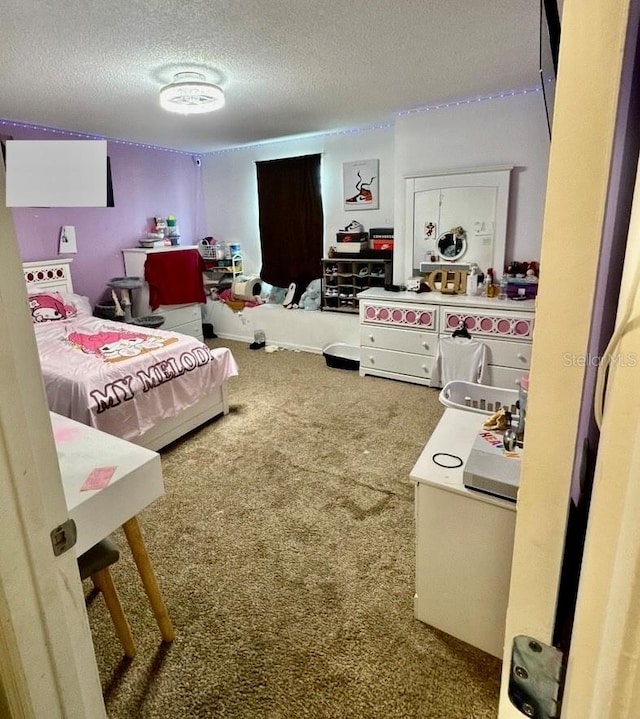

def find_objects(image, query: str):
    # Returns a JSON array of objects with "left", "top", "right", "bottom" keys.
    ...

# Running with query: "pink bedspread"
[{"left": 33, "top": 315, "right": 238, "bottom": 443}]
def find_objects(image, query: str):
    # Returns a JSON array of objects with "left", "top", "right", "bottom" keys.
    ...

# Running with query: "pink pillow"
[{"left": 28, "top": 292, "right": 78, "bottom": 323}]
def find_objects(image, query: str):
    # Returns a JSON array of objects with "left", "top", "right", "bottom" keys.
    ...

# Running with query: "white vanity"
[
  {"left": 358, "top": 289, "right": 535, "bottom": 389},
  {"left": 358, "top": 164, "right": 536, "bottom": 390}
]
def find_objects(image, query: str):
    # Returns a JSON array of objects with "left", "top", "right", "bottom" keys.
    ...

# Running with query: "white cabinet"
[
  {"left": 122, "top": 247, "right": 204, "bottom": 342},
  {"left": 359, "top": 298, "right": 438, "bottom": 386},
  {"left": 410, "top": 409, "right": 517, "bottom": 658},
  {"left": 358, "top": 288, "right": 535, "bottom": 389}
]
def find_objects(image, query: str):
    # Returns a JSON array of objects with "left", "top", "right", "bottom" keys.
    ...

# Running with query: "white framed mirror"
[
  {"left": 405, "top": 165, "right": 513, "bottom": 278},
  {"left": 436, "top": 226, "right": 468, "bottom": 261}
]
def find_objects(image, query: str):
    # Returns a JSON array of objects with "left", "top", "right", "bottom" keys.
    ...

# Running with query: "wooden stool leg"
[
  {"left": 122, "top": 516, "right": 176, "bottom": 643},
  {"left": 92, "top": 568, "right": 137, "bottom": 659}
]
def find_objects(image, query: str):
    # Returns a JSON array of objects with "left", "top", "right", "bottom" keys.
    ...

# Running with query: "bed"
[{"left": 24, "top": 259, "right": 238, "bottom": 451}]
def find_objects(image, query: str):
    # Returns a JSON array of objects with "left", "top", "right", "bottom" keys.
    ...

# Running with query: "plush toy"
[
  {"left": 483, "top": 407, "right": 513, "bottom": 431},
  {"left": 299, "top": 279, "right": 322, "bottom": 310}
]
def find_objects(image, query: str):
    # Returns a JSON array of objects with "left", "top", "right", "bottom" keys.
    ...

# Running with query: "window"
[{"left": 256, "top": 154, "right": 323, "bottom": 299}]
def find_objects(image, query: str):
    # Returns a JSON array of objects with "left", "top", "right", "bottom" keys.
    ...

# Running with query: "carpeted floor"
[{"left": 87, "top": 339, "right": 502, "bottom": 718}]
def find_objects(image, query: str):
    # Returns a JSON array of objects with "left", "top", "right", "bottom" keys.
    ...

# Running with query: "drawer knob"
[
  {"left": 369, "top": 356, "right": 375, "bottom": 364},
  {"left": 422, "top": 341, "right": 429, "bottom": 349},
  {"left": 517, "top": 353, "right": 527, "bottom": 361},
  {"left": 369, "top": 334, "right": 375, "bottom": 342}
]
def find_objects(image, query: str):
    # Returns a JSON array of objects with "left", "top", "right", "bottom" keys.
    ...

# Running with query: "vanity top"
[{"left": 357, "top": 287, "right": 536, "bottom": 312}]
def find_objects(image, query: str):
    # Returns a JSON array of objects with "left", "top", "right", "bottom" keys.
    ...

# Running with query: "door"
[
  {"left": 499, "top": 0, "right": 640, "bottom": 716},
  {"left": 0, "top": 156, "right": 106, "bottom": 715}
]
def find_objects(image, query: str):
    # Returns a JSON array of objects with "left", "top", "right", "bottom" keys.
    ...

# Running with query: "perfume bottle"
[{"left": 498, "top": 274, "right": 508, "bottom": 300}]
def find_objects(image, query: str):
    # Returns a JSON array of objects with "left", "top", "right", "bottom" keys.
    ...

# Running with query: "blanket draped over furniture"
[
  {"left": 144, "top": 249, "right": 206, "bottom": 310},
  {"left": 24, "top": 259, "right": 238, "bottom": 450}
]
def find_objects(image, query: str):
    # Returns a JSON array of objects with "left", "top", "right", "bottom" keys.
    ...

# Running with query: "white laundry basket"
[{"left": 438, "top": 380, "right": 519, "bottom": 417}]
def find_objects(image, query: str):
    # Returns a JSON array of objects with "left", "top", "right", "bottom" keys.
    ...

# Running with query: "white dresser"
[
  {"left": 358, "top": 288, "right": 535, "bottom": 389},
  {"left": 122, "top": 247, "right": 204, "bottom": 342}
]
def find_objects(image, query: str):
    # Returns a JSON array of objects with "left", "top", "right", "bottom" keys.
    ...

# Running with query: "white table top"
[
  {"left": 357, "top": 287, "right": 536, "bottom": 312},
  {"left": 410, "top": 408, "right": 517, "bottom": 512},
  {"left": 51, "top": 412, "right": 164, "bottom": 556}
]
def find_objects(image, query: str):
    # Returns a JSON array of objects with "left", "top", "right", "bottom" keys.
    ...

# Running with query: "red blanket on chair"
[{"left": 145, "top": 250, "right": 206, "bottom": 310}]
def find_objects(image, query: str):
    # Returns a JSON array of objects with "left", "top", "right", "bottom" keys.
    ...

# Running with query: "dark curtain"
[{"left": 256, "top": 154, "right": 323, "bottom": 298}]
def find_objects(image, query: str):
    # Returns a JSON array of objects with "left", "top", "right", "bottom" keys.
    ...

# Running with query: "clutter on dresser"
[
  {"left": 139, "top": 215, "right": 181, "bottom": 248},
  {"left": 503, "top": 260, "right": 540, "bottom": 300},
  {"left": 438, "top": 379, "right": 524, "bottom": 502}
]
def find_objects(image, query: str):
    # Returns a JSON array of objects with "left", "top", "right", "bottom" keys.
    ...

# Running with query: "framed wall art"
[{"left": 343, "top": 159, "right": 379, "bottom": 211}]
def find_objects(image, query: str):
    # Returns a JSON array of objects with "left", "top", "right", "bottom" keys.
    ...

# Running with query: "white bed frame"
[{"left": 24, "top": 258, "right": 230, "bottom": 451}]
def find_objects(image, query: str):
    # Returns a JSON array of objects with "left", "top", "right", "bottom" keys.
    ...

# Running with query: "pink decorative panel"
[
  {"left": 362, "top": 303, "right": 436, "bottom": 330},
  {"left": 443, "top": 310, "right": 534, "bottom": 339}
]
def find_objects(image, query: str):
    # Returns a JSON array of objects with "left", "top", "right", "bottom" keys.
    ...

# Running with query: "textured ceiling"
[{"left": 0, "top": 0, "right": 541, "bottom": 154}]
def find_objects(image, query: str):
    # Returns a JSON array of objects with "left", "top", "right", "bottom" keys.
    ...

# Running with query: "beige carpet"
[{"left": 87, "top": 339, "right": 502, "bottom": 718}]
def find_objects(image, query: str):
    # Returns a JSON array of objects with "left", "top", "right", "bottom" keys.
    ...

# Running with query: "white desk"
[
  {"left": 51, "top": 412, "right": 175, "bottom": 643},
  {"left": 410, "top": 408, "right": 517, "bottom": 657}
]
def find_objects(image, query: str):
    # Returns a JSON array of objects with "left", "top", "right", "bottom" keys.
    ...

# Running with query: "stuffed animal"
[
  {"left": 299, "top": 279, "right": 322, "bottom": 310},
  {"left": 483, "top": 407, "right": 512, "bottom": 431}
]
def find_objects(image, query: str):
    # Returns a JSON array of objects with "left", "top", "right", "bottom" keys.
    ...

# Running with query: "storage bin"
[
  {"left": 94, "top": 301, "right": 122, "bottom": 321},
  {"left": 129, "top": 315, "right": 165, "bottom": 329},
  {"left": 322, "top": 343, "right": 360, "bottom": 370},
  {"left": 439, "top": 380, "right": 519, "bottom": 417},
  {"left": 506, "top": 279, "right": 538, "bottom": 300}
]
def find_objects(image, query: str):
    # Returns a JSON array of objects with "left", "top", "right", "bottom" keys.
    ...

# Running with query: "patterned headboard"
[{"left": 23, "top": 259, "right": 74, "bottom": 294}]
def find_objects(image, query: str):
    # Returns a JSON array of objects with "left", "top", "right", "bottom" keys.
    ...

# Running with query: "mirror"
[
  {"left": 437, "top": 226, "right": 467, "bottom": 261},
  {"left": 406, "top": 166, "right": 512, "bottom": 279}
]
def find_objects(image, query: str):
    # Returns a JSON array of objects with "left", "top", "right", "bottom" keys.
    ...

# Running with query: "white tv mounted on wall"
[{"left": 5, "top": 139, "right": 107, "bottom": 207}]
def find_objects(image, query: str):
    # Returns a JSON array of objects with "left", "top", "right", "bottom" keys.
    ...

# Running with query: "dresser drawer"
[
  {"left": 360, "top": 347, "right": 433, "bottom": 380},
  {"left": 155, "top": 303, "right": 202, "bottom": 327},
  {"left": 440, "top": 307, "right": 534, "bottom": 341},
  {"left": 360, "top": 326, "right": 437, "bottom": 356},
  {"left": 484, "top": 365, "right": 525, "bottom": 389},
  {"left": 482, "top": 337, "right": 531, "bottom": 370},
  {"left": 167, "top": 318, "right": 204, "bottom": 341},
  {"left": 361, "top": 301, "right": 438, "bottom": 332}
]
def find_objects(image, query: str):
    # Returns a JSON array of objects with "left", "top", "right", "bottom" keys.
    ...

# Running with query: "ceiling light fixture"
[{"left": 159, "top": 72, "right": 225, "bottom": 115}]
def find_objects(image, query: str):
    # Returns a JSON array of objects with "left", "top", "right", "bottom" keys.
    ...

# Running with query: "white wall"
[
  {"left": 393, "top": 91, "right": 551, "bottom": 284},
  {"left": 200, "top": 93, "right": 550, "bottom": 350},
  {"left": 202, "top": 126, "right": 395, "bottom": 279},
  {"left": 205, "top": 301, "right": 359, "bottom": 354}
]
